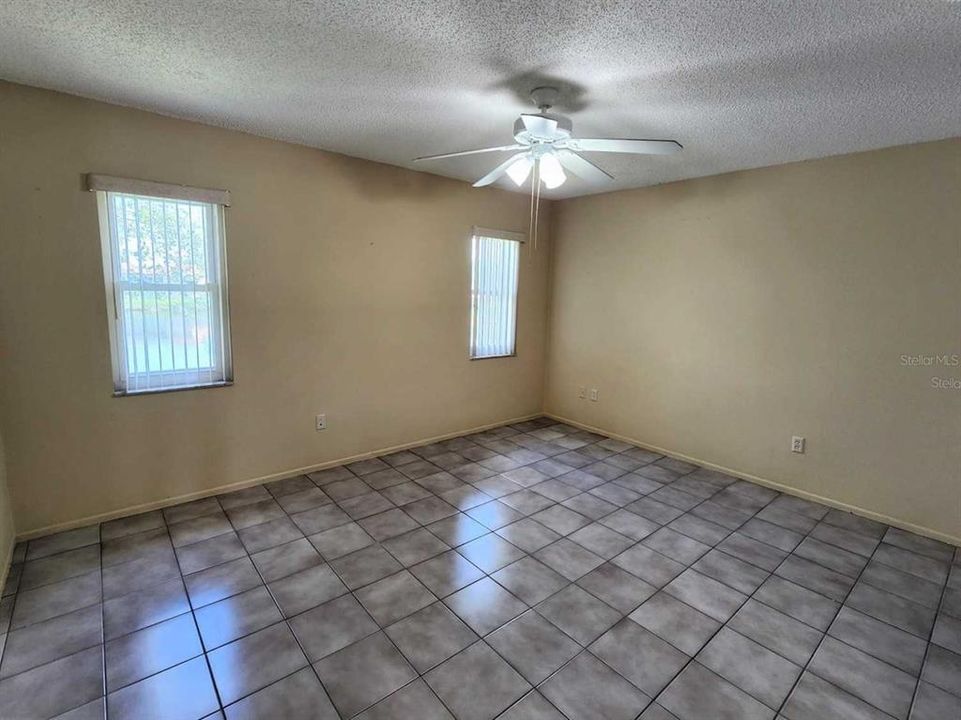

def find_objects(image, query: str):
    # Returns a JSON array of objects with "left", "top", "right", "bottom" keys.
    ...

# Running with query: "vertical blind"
[
  {"left": 470, "top": 231, "right": 521, "bottom": 358},
  {"left": 99, "top": 189, "right": 232, "bottom": 394}
]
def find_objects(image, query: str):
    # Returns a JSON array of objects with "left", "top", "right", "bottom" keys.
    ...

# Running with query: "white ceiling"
[{"left": 1, "top": 1, "right": 959, "bottom": 198}]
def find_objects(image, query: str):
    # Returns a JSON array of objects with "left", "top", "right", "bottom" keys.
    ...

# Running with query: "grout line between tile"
[
  {"left": 213, "top": 491, "right": 341, "bottom": 717},
  {"left": 632, "top": 492, "right": 788, "bottom": 716},
  {"left": 772, "top": 526, "right": 905, "bottom": 718},
  {"left": 167, "top": 511, "right": 228, "bottom": 718},
  {"left": 904, "top": 560, "right": 951, "bottom": 719},
  {"left": 98, "top": 521, "right": 107, "bottom": 716}
]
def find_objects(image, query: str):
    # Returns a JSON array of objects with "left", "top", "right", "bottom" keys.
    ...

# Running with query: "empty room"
[{"left": 0, "top": 2, "right": 958, "bottom": 719}]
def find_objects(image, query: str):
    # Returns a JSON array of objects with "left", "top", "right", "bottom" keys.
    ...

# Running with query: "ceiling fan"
[{"left": 414, "top": 86, "right": 682, "bottom": 190}]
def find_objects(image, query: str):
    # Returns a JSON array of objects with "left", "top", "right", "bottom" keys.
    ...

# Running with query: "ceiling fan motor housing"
[{"left": 514, "top": 113, "right": 573, "bottom": 144}]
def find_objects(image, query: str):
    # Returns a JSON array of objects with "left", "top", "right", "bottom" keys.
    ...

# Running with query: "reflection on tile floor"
[{"left": 0, "top": 417, "right": 959, "bottom": 719}]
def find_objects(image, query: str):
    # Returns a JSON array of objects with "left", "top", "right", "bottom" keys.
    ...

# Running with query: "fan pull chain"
[
  {"left": 528, "top": 161, "right": 536, "bottom": 257},
  {"left": 533, "top": 170, "right": 541, "bottom": 251},
  {"left": 528, "top": 160, "right": 541, "bottom": 256}
]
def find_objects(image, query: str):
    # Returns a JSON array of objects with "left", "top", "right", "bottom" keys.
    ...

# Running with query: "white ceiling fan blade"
[
  {"left": 555, "top": 150, "right": 614, "bottom": 184},
  {"left": 521, "top": 114, "right": 558, "bottom": 137},
  {"left": 473, "top": 152, "right": 530, "bottom": 187},
  {"left": 566, "top": 138, "right": 682, "bottom": 155},
  {"left": 414, "top": 144, "right": 526, "bottom": 162}
]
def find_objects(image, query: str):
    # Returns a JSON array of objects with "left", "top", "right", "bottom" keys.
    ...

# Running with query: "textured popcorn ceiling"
[{"left": 1, "top": 1, "right": 959, "bottom": 198}]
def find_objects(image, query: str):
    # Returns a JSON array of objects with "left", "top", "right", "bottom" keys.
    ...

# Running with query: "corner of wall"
[
  {"left": 0, "top": 428, "right": 17, "bottom": 588},
  {"left": 539, "top": 196, "right": 562, "bottom": 417},
  {"left": 537, "top": 198, "right": 558, "bottom": 414}
]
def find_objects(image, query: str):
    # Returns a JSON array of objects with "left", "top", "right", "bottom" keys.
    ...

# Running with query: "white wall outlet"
[
  {"left": 589, "top": 388, "right": 599, "bottom": 402},
  {"left": 791, "top": 436, "right": 805, "bottom": 453},
  {"left": 578, "top": 386, "right": 587, "bottom": 399},
  {"left": 315, "top": 413, "right": 327, "bottom": 431}
]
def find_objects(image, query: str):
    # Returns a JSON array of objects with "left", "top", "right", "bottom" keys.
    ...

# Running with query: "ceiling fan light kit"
[
  {"left": 506, "top": 155, "right": 534, "bottom": 186},
  {"left": 413, "top": 86, "right": 683, "bottom": 192},
  {"left": 537, "top": 153, "right": 566, "bottom": 189}
]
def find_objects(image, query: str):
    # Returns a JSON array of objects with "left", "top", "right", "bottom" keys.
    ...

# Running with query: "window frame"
[
  {"left": 91, "top": 176, "right": 234, "bottom": 396},
  {"left": 468, "top": 226, "right": 524, "bottom": 361}
]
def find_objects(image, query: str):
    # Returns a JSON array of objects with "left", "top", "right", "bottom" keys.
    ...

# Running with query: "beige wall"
[
  {"left": 546, "top": 139, "right": 961, "bottom": 542},
  {"left": 0, "top": 82, "right": 551, "bottom": 536}
]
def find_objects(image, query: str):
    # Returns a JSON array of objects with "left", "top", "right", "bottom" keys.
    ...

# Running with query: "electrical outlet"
[
  {"left": 791, "top": 436, "right": 805, "bottom": 453},
  {"left": 578, "top": 386, "right": 587, "bottom": 399},
  {"left": 316, "top": 413, "right": 327, "bottom": 431},
  {"left": 589, "top": 388, "right": 599, "bottom": 402}
]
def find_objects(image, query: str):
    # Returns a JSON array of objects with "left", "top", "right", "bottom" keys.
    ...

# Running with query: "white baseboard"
[
  {"left": 21, "top": 408, "right": 960, "bottom": 549},
  {"left": 546, "top": 412, "right": 961, "bottom": 548},
  {"left": 17, "top": 411, "right": 543, "bottom": 541}
]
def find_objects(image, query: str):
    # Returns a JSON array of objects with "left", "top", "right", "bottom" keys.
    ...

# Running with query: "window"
[
  {"left": 90, "top": 175, "right": 232, "bottom": 395},
  {"left": 469, "top": 228, "right": 522, "bottom": 359}
]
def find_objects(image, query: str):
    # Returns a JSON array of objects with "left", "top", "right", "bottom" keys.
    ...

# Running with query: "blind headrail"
[
  {"left": 471, "top": 226, "right": 525, "bottom": 244},
  {"left": 86, "top": 174, "right": 231, "bottom": 206}
]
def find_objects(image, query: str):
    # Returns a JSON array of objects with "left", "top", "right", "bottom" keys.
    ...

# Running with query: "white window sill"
[
  {"left": 470, "top": 353, "right": 517, "bottom": 361},
  {"left": 113, "top": 380, "right": 233, "bottom": 397}
]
